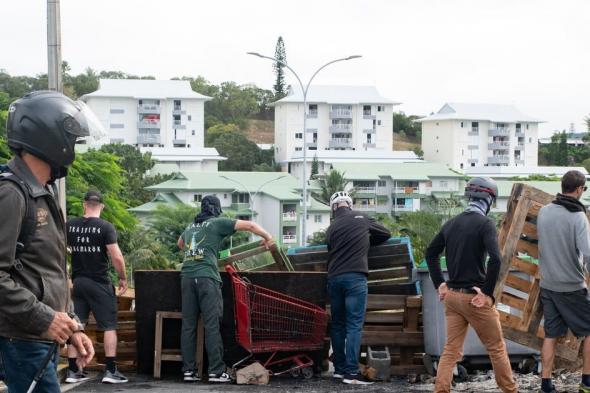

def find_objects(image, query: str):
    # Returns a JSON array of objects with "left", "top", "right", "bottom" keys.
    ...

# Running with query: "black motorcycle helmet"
[
  {"left": 6, "top": 91, "right": 98, "bottom": 180},
  {"left": 464, "top": 177, "right": 498, "bottom": 201},
  {"left": 201, "top": 195, "right": 223, "bottom": 217}
]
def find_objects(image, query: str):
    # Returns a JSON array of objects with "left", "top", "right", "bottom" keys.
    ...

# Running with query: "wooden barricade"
[
  {"left": 218, "top": 241, "right": 294, "bottom": 272},
  {"left": 495, "top": 183, "right": 587, "bottom": 362},
  {"left": 361, "top": 294, "right": 425, "bottom": 375}
]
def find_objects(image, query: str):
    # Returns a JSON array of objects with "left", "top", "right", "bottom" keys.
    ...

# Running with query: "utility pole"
[{"left": 47, "top": 0, "right": 66, "bottom": 213}]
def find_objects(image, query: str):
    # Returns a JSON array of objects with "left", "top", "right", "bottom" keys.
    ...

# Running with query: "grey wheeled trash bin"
[{"left": 418, "top": 268, "right": 539, "bottom": 372}]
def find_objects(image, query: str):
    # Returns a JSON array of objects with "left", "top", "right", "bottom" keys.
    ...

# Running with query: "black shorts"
[
  {"left": 73, "top": 277, "right": 117, "bottom": 331},
  {"left": 540, "top": 287, "right": 590, "bottom": 338}
]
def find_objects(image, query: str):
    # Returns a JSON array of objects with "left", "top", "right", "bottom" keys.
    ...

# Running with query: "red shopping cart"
[{"left": 226, "top": 265, "right": 328, "bottom": 378}]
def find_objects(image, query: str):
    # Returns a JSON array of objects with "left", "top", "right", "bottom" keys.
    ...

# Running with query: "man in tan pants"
[{"left": 425, "top": 177, "right": 517, "bottom": 393}]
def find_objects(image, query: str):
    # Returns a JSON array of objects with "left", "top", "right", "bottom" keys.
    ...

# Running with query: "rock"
[{"left": 236, "top": 362, "right": 270, "bottom": 385}]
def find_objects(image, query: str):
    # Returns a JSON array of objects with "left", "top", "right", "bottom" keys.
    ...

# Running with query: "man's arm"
[
  {"left": 368, "top": 217, "right": 391, "bottom": 245},
  {"left": 425, "top": 230, "right": 446, "bottom": 289},
  {"left": 234, "top": 220, "right": 274, "bottom": 248},
  {"left": 575, "top": 214, "right": 590, "bottom": 269},
  {"left": 106, "top": 243, "right": 127, "bottom": 294},
  {"left": 481, "top": 220, "right": 502, "bottom": 299}
]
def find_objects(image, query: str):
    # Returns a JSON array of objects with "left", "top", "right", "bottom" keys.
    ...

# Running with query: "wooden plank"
[
  {"left": 505, "top": 273, "right": 533, "bottom": 293},
  {"left": 521, "top": 220, "right": 538, "bottom": 240},
  {"left": 366, "top": 295, "right": 407, "bottom": 310},
  {"left": 368, "top": 267, "right": 410, "bottom": 281},
  {"left": 364, "top": 312, "right": 404, "bottom": 325},
  {"left": 510, "top": 257, "right": 538, "bottom": 277},
  {"left": 368, "top": 281, "right": 419, "bottom": 295},
  {"left": 153, "top": 312, "right": 163, "bottom": 378},
  {"left": 368, "top": 254, "right": 412, "bottom": 270},
  {"left": 515, "top": 238, "right": 539, "bottom": 259},
  {"left": 521, "top": 279, "right": 542, "bottom": 329},
  {"left": 219, "top": 246, "right": 267, "bottom": 265},
  {"left": 361, "top": 331, "right": 423, "bottom": 346},
  {"left": 363, "top": 325, "right": 403, "bottom": 332},
  {"left": 503, "top": 326, "right": 581, "bottom": 362},
  {"left": 497, "top": 310, "right": 522, "bottom": 330},
  {"left": 499, "top": 292, "right": 527, "bottom": 311},
  {"left": 403, "top": 297, "right": 421, "bottom": 333}
]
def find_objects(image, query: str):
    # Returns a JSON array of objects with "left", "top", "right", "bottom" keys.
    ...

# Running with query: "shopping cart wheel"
[
  {"left": 289, "top": 368, "right": 301, "bottom": 378},
  {"left": 301, "top": 367, "right": 313, "bottom": 379}
]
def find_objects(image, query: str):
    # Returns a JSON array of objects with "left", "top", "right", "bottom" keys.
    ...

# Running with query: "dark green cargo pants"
[{"left": 180, "top": 276, "right": 225, "bottom": 375}]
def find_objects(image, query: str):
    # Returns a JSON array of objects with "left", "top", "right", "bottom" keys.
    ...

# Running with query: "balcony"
[
  {"left": 282, "top": 212, "right": 297, "bottom": 222},
  {"left": 487, "top": 155, "right": 510, "bottom": 164},
  {"left": 355, "top": 187, "right": 376, "bottom": 194},
  {"left": 172, "top": 107, "right": 186, "bottom": 115},
  {"left": 468, "top": 127, "right": 479, "bottom": 136},
  {"left": 353, "top": 204, "right": 376, "bottom": 211},
  {"left": 363, "top": 113, "right": 376, "bottom": 120},
  {"left": 488, "top": 142, "right": 510, "bottom": 150},
  {"left": 363, "top": 142, "right": 376, "bottom": 148},
  {"left": 393, "top": 187, "right": 419, "bottom": 194},
  {"left": 306, "top": 140, "right": 318, "bottom": 148},
  {"left": 488, "top": 127, "right": 510, "bottom": 136},
  {"left": 329, "top": 138, "right": 352, "bottom": 148},
  {"left": 137, "top": 104, "right": 160, "bottom": 114},
  {"left": 392, "top": 205, "right": 413, "bottom": 212},
  {"left": 467, "top": 158, "right": 479, "bottom": 164},
  {"left": 330, "top": 124, "right": 352, "bottom": 133},
  {"left": 330, "top": 110, "right": 352, "bottom": 119},
  {"left": 282, "top": 234, "right": 297, "bottom": 244},
  {"left": 173, "top": 121, "right": 186, "bottom": 130},
  {"left": 515, "top": 129, "right": 525, "bottom": 137},
  {"left": 231, "top": 203, "right": 250, "bottom": 211},
  {"left": 515, "top": 159, "right": 525, "bottom": 165},
  {"left": 137, "top": 120, "right": 160, "bottom": 129},
  {"left": 173, "top": 139, "right": 186, "bottom": 146},
  {"left": 137, "top": 134, "right": 161, "bottom": 144},
  {"left": 363, "top": 129, "right": 375, "bottom": 134},
  {"left": 468, "top": 144, "right": 479, "bottom": 150},
  {"left": 514, "top": 143, "right": 525, "bottom": 151},
  {"left": 306, "top": 111, "right": 318, "bottom": 119},
  {"left": 306, "top": 128, "right": 318, "bottom": 133}
]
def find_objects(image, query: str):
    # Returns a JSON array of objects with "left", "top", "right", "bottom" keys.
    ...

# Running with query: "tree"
[
  {"left": 308, "top": 229, "right": 327, "bottom": 246},
  {"left": 412, "top": 146, "right": 424, "bottom": 159},
  {"left": 311, "top": 155, "right": 319, "bottom": 176},
  {"left": 150, "top": 204, "right": 199, "bottom": 265},
  {"left": 392, "top": 112, "right": 422, "bottom": 139},
  {"left": 205, "top": 123, "right": 240, "bottom": 146},
  {"left": 0, "top": 110, "right": 10, "bottom": 163},
  {"left": 213, "top": 131, "right": 262, "bottom": 171},
  {"left": 585, "top": 115, "right": 590, "bottom": 132},
  {"left": 273, "top": 36, "right": 288, "bottom": 99},
  {"left": 313, "top": 170, "right": 349, "bottom": 205},
  {"left": 395, "top": 212, "right": 443, "bottom": 264}
]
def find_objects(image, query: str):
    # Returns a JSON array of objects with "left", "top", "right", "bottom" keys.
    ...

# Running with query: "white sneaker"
[
  {"left": 208, "top": 372, "right": 231, "bottom": 383},
  {"left": 101, "top": 368, "right": 128, "bottom": 384},
  {"left": 343, "top": 373, "right": 374, "bottom": 385},
  {"left": 333, "top": 373, "right": 344, "bottom": 379},
  {"left": 65, "top": 369, "right": 90, "bottom": 383},
  {"left": 183, "top": 370, "right": 200, "bottom": 381}
]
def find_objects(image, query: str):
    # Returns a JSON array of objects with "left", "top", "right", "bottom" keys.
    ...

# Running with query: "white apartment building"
[
  {"left": 418, "top": 103, "right": 543, "bottom": 170},
  {"left": 83, "top": 79, "right": 211, "bottom": 151},
  {"left": 272, "top": 86, "right": 400, "bottom": 172}
]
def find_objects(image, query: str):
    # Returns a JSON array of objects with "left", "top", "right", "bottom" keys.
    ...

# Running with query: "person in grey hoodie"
[{"left": 537, "top": 170, "right": 590, "bottom": 393}]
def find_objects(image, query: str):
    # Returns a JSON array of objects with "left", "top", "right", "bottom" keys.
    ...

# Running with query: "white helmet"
[{"left": 330, "top": 191, "right": 353, "bottom": 211}]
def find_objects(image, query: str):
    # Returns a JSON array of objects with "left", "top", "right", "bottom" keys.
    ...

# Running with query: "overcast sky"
[{"left": 2, "top": 0, "right": 589, "bottom": 137}]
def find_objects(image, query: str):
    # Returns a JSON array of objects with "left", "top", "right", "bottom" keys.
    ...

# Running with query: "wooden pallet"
[
  {"left": 287, "top": 237, "right": 418, "bottom": 295},
  {"left": 218, "top": 241, "right": 294, "bottom": 272},
  {"left": 361, "top": 294, "right": 425, "bottom": 376},
  {"left": 494, "top": 183, "right": 586, "bottom": 362}
]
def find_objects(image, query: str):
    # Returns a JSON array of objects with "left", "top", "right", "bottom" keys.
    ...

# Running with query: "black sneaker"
[
  {"left": 65, "top": 369, "right": 90, "bottom": 383},
  {"left": 183, "top": 370, "right": 200, "bottom": 382},
  {"left": 208, "top": 372, "right": 231, "bottom": 383},
  {"left": 343, "top": 373, "right": 374, "bottom": 385},
  {"left": 101, "top": 368, "right": 128, "bottom": 384}
]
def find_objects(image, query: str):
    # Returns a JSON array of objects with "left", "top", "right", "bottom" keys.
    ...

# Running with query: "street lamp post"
[
  {"left": 247, "top": 52, "right": 361, "bottom": 245},
  {"left": 220, "top": 175, "right": 286, "bottom": 225}
]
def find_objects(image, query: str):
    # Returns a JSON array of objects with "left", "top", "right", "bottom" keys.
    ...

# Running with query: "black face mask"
[{"left": 49, "top": 166, "right": 68, "bottom": 183}]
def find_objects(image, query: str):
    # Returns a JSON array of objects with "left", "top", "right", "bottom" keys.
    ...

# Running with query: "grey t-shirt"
[{"left": 538, "top": 203, "right": 590, "bottom": 292}]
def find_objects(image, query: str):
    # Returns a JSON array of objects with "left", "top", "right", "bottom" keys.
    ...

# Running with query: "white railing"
[
  {"left": 353, "top": 204, "right": 375, "bottom": 211},
  {"left": 137, "top": 104, "right": 160, "bottom": 114},
  {"left": 330, "top": 110, "right": 352, "bottom": 118},
  {"left": 282, "top": 212, "right": 297, "bottom": 221},
  {"left": 393, "top": 187, "right": 419, "bottom": 194},
  {"left": 330, "top": 124, "right": 352, "bottom": 132},
  {"left": 282, "top": 235, "right": 297, "bottom": 243},
  {"left": 355, "top": 187, "right": 376, "bottom": 193}
]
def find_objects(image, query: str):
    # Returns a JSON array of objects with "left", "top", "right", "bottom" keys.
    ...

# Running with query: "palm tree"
[{"left": 313, "top": 169, "right": 351, "bottom": 205}]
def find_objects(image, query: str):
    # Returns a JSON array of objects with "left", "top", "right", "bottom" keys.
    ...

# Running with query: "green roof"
[
  {"left": 308, "top": 198, "right": 330, "bottom": 212},
  {"left": 129, "top": 192, "right": 183, "bottom": 213},
  {"left": 495, "top": 180, "right": 566, "bottom": 198},
  {"left": 331, "top": 162, "right": 464, "bottom": 182},
  {"left": 147, "top": 171, "right": 302, "bottom": 201}
]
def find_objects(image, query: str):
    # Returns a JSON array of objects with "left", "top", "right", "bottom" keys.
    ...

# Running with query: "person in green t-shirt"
[{"left": 177, "top": 195, "right": 273, "bottom": 383}]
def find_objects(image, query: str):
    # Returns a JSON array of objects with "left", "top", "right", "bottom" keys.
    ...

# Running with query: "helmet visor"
[{"left": 72, "top": 100, "right": 106, "bottom": 141}]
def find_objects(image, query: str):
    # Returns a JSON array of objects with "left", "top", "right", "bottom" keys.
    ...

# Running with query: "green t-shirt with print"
[{"left": 181, "top": 217, "right": 236, "bottom": 281}]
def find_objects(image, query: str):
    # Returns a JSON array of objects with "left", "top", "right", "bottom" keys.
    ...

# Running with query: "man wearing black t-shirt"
[{"left": 65, "top": 190, "right": 128, "bottom": 384}]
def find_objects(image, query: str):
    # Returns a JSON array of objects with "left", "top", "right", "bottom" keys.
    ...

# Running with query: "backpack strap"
[{"left": 0, "top": 166, "right": 37, "bottom": 257}]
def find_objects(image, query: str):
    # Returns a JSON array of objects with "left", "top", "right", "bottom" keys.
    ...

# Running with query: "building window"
[
  {"left": 295, "top": 147, "right": 302, "bottom": 151},
  {"left": 295, "top": 133, "right": 303, "bottom": 139},
  {"left": 139, "top": 99, "right": 142, "bottom": 105},
  {"left": 192, "top": 130, "right": 195, "bottom": 136},
  {"left": 526, "top": 124, "right": 529, "bottom": 130},
  {"left": 439, "top": 181, "right": 448, "bottom": 188},
  {"left": 174, "top": 100, "right": 181, "bottom": 110},
  {"left": 367, "top": 133, "right": 372, "bottom": 143},
  {"left": 308, "top": 104, "right": 318, "bottom": 116},
  {"left": 110, "top": 109, "right": 124, "bottom": 114},
  {"left": 232, "top": 193, "right": 249, "bottom": 203},
  {"left": 377, "top": 180, "right": 386, "bottom": 187},
  {"left": 460, "top": 121, "right": 464, "bottom": 128},
  {"left": 363, "top": 105, "right": 371, "bottom": 115},
  {"left": 193, "top": 194, "right": 202, "bottom": 202},
  {"left": 223, "top": 194, "right": 227, "bottom": 199},
  {"left": 377, "top": 105, "right": 384, "bottom": 112},
  {"left": 110, "top": 123, "right": 124, "bottom": 129},
  {"left": 529, "top": 137, "right": 532, "bottom": 143},
  {"left": 314, "top": 215, "right": 322, "bottom": 223},
  {"left": 377, "top": 120, "right": 382, "bottom": 126},
  {"left": 188, "top": 115, "right": 192, "bottom": 121},
  {"left": 460, "top": 163, "right": 464, "bottom": 169}
]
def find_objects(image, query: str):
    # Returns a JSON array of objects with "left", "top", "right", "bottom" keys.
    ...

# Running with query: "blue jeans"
[
  {"left": 0, "top": 337, "right": 60, "bottom": 393},
  {"left": 328, "top": 272, "right": 368, "bottom": 375}
]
